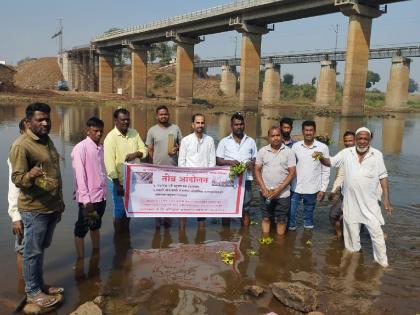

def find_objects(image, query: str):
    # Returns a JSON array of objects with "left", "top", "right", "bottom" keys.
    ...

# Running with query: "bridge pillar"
[
  {"left": 340, "top": 4, "right": 382, "bottom": 116},
  {"left": 385, "top": 56, "right": 411, "bottom": 109},
  {"left": 130, "top": 45, "right": 149, "bottom": 98},
  {"left": 171, "top": 35, "right": 202, "bottom": 104},
  {"left": 220, "top": 65, "right": 237, "bottom": 97},
  {"left": 77, "top": 53, "right": 86, "bottom": 91},
  {"left": 239, "top": 32, "right": 262, "bottom": 110},
  {"left": 82, "top": 52, "right": 89, "bottom": 91},
  {"left": 98, "top": 51, "right": 114, "bottom": 93},
  {"left": 315, "top": 60, "right": 336, "bottom": 106},
  {"left": 73, "top": 53, "right": 81, "bottom": 91},
  {"left": 88, "top": 50, "right": 96, "bottom": 92},
  {"left": 261, "top": 62, "right": 280, "bottom": 105}
]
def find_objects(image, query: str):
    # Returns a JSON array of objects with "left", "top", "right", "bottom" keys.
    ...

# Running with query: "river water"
[{"left": 0, "top": 103, "right": 419, "bottom": 314}]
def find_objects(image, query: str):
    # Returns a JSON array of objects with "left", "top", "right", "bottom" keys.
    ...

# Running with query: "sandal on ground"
[
  {"left": 27, "top": 293, "right": 59, "bottom": 308},
  {"left": 43, "top": 285, "right": 64, "bottom": 295}
]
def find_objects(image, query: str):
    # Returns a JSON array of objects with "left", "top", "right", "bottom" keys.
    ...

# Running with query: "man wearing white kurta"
[
  {"left": 315, "top": 127, "right": 393, "bottom": 267},
  {"left": 178, "top": 113, "right": 216, "bottom": 229}
]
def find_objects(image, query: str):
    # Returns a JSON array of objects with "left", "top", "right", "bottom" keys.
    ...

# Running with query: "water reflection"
[
  {"left": 0, "top": 103, "right": 419, "bottom": 314},
  {"left": 383, "top": 114, "right": 406, "bottom": 155}
]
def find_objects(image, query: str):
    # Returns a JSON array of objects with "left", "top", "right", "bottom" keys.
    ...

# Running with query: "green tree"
[
  {"left": 408, "top": 78, "right": 419, "bottom": 93},
  {"left": 366, "top": 70, "right": 380, "bottom": 89},
  {"left": 283, "top": 73, "right": 294, "bottom": 85},
  {"left": 150, "top": 42, "right": 177, "bottom": 65},
  {"left": 311, "top": 77, "right": 316, "bottom": 86}
]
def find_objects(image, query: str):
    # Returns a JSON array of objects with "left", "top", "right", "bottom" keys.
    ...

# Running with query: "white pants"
[{"left": 343, "top": 221, "right": 388, "bottom": 267}]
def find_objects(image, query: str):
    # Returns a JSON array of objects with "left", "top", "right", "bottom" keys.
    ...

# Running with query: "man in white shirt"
[
  {"left": 178, "top": 113, "right": 216, "bottom": 230},
  {"left": 8, "top": 118, "right": 27, "bottom": 280},
  {"left": 314, "top": 127, "right": 393, "bottom": 267},
  {"left": 216, "top": 112, "right": 257, "bottom": 227},
  {"left": 289, "top": 120, "right": 330, "bottom": 230}
]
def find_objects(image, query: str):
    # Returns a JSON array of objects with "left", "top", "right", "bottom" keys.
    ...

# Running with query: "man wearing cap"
[{"left": 314, "top": 127, "right": 393, "bottom": 267}]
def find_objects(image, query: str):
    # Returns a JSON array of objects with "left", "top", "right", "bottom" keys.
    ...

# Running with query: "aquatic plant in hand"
[{"left": 229, "top": 162, "right": 247, "bottom": 181}]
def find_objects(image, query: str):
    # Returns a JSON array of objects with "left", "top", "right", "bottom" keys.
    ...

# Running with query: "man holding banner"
[
  {"left": 104, "top": 108, "right": 147, "bottom": 233},
  {"left": 178, "top": 113, "right": 216, "bottom": 230},
  {"left": 216, "top": 112, "right": 257, "bottom": 227}
]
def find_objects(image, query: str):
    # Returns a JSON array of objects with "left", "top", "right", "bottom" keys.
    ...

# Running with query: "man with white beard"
[{"left": 313, "top": 127, "right": 393, "bottom": 267}]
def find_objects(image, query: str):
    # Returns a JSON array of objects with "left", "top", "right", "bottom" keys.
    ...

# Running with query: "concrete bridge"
[{"left": 64, "top": 0, "right": 410, "bottom": 115}]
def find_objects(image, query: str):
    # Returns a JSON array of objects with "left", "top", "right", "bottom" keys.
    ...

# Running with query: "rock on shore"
[{"left": 270, "top": 281, "right": 317, "bottom": 313}]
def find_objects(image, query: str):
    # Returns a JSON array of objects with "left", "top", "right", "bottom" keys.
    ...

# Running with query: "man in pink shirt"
[{"left": 71, "top": 117, "right": 107, "bottom": 259}]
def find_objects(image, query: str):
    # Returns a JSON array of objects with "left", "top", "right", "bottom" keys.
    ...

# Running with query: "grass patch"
[
  {"left": 153, "top": 74, "right": 173, "bottom": 89},
  {"left": 407, "top": 99, "right": 420, "bottom": 108},
  {"left": 365, "top": 91, "right": 385, "bottom": 108}
]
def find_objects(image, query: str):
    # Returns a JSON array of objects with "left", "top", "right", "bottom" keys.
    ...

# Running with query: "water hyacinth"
[
  {"left": 246, "top": 249, "right": 257, "bottom": 256},
  {"left": 217, "top": 250, "right": 235, "bottom": 265},
  {"left": 229, "top": 162, "right": 247, "bottom": 181},
  {"left": 258, "top": 237, "right": 274, "bottom": 245}
]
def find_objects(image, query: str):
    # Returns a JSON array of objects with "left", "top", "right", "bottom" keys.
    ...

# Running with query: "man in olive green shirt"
[
  {"left": 104, "top": 108, "right": 147, "bottom": 233},
  {"left": 9, "top": 103, "right": 64, "bottom": 308}
]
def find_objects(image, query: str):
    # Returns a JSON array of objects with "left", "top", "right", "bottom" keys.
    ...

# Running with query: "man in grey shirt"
[
  {"left": 146, "top": 105, "right": 182, "bottom": 228},
  {"left": 255, "top": 126, "right": 296, "bottom": 236}
]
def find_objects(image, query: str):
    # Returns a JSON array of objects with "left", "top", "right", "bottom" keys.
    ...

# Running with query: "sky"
[{"left": 1, "top": 0, "right": 419, "bottom": 90}]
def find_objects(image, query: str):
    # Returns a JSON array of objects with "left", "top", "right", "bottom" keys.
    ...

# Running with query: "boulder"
[
  {"left": 70, "top": 301, "right": 102, "bottom": 315},
  {"left": 93, "top": 296, "right": 106, "bottom": 307},
  {"left": 270, "top": 281, "right": 317, "bottom": 313},
  {"left": 244, "top": 285, "right": 265, "bottom": 297}
]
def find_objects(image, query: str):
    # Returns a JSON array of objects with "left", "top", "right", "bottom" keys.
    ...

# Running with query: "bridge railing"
[
  {"left": 93, "top": 0, "right": 283, "bottom": 42},
  {"left": 194, "top": 45, "right": 420, "bottom": 67}
]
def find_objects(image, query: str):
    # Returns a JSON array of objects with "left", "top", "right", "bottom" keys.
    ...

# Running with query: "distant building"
[
  {"left": 0, "top": 64, "right": 17, "bottom": 92},
  {"left": 0, "top": 60, "right": 6, "bottom": 65}
]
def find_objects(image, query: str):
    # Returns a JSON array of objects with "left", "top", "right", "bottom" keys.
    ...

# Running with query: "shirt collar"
[
  {"left": 86, "top": 136, "right": 102, "bottom": 149},
  {"left": 300, "top": 140, "right": 318, "bottom": 149},
  {"left": 228, "top": 133, "right": 248, "bottom": 143},
  {"left": 114, "top": 126, "right": 132, "bottom": 137},
  {"left": 194, "top": 133, "right": 206, "bottom": 143},
  {"left": 266, "top": 143, "right": 285, "bottom": 152},
  {"left": 26, "top": 129, "right": 50, "bottom": 143}
]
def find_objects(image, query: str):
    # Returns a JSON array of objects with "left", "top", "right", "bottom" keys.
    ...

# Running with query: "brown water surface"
[{"left": 0, "top": 103, "right": 419, "bottom": 314}]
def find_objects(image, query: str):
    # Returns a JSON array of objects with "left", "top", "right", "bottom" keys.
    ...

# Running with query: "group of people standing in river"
[{"left": 7, "top": 102, "right": 393, "bottom": 309}]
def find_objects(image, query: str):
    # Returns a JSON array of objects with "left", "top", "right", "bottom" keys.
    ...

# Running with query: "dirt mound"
[
  {"left": 15, "top": 57, "right": 62, "bottom": 89},
  {"left": 0, "top": 64, "right": 16, "bottom": 92}
]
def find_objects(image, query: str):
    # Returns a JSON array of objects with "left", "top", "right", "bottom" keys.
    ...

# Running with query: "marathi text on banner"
[{"left": 124, "top": 163, "right": 245, "bottom": 218}]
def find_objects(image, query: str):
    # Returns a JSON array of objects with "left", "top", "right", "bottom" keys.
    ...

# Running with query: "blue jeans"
[
  {"left": 109, "top": 181, "right": 126, "bottom": 219},
  {"left": 288, "top": 191, "right": 317, "bottom": 229},
  {"left": 20, "top": 211, "right": 59, "bottom": 296}
]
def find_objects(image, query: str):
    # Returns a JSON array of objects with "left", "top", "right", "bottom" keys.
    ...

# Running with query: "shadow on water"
[{"left": 0, "top": 103, "right": 419, "bottom": 314}]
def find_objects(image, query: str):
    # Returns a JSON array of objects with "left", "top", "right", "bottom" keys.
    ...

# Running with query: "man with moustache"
[
  {"left": 289, "top": 120, "right": 330, "bottom": 230},
  {"left": 104, "top": 108, "right": 147, "bottom": 233},
  {"left": 10, "top": 103, "right": 64, "bottom": 308},
  {"left": 178, "top": 113, "right": 216, "bottom": 230},
  {"left": 314, "top": 127, "right": 393, "bottom": 267},
  {"left": 328, "top": 131, "right": 356, "bottom": 238},
  {"left": 216, "top": 112, "right": 257, "bottom": 227},
  {"left": 146, "top": 105, "right": 182, "bottom": 228},
  {"left": 255, "top": 126, "right": 296, "bottom": 236},
  {"left": 71, "top": 117, "right": 107, "bottom": 259}
]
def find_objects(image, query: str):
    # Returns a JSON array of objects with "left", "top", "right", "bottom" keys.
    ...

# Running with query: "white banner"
[{"left": 124, "top": 163, "right": 246, "bottom": 218}]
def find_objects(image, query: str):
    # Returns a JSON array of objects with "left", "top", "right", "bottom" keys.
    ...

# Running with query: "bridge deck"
[{"left": 92, "top": 0, "right": 405, "bottom": 48}]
